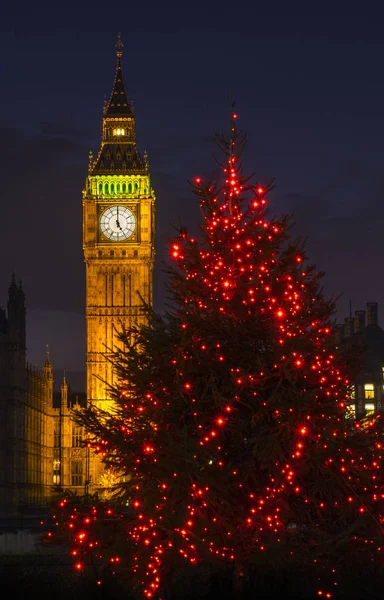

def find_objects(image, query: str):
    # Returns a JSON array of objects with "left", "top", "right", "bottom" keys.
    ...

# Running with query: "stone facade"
[
  {"left": 83, "top": 38, "right": 155, "bottom": 483},
  {"left": 0, "top": 39, "right": 155, "bottom": 510},
  {"left": 0, "top": 277, "right": 86, "bottom": 512},
  {"left": 336, "top": 301, "right": 384, "bottom": 419}
]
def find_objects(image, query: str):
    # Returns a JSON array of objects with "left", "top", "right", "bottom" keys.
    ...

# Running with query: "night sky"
[{"left": 2, "top": 4, "right": 384, "bottom": 389}]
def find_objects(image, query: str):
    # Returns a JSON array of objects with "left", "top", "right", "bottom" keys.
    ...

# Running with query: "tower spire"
[
  {"left": 104, "top": 33, "right": 132, "bottom": 118},
  {"left": 43, "top": 344, "right": 53, "bottom": 382},
  {"left": 9, "top": 272, "right": 17, "bottom": 295},
  {"left": 90, "top": 35, "right": 146, "bottom": 175},
  {"left": 61, "top": 370, "right": 68, "bottom": 409},
  {"left": 7, "top": 272, "right": 26, "bottom": 354}
]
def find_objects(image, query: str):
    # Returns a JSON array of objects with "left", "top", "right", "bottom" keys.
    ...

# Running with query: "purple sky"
[{"left": 1, "top": 4, "right": 384, "bottom": 388}]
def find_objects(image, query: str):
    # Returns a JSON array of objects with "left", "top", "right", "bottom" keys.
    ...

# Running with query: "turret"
[
  {"left": 6, "top": 274, "right": 26, "bottom": 386},
  {"left": 61, "top": 371, "right": 68, "bottom": 411},
  {"left": 43, "top": 345, "right": 53, "bottom": 380},
  {"left": 43, "top": 345, "right": 54, "bottom": 403},
  {"left": 7, "top": 273, "right": 26, "bottom": 354}
]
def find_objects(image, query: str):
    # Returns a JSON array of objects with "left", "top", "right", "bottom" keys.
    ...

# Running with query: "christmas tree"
[{"left": 53, "top": 111, "right": 384, "bottom": 599}]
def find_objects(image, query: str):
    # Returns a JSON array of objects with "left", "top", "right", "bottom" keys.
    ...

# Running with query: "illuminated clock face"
[{"left": 100, "top": 206, "right": 136, "bottom": 241}]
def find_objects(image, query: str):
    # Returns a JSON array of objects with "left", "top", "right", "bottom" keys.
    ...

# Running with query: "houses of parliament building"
[{"left": 0, "top": 36, "right": 155, "bottom": 512}]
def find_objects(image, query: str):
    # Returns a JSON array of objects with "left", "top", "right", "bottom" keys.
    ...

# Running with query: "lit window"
[
  {"left": 113, "top": 128, "right": 125, "bottom": 136},
  {"left": 382, "top": 366, "right": 384, "bottom": 380},
  {"left": 53, "top": 460, "right": 61, "bottom": 485},
  {"left": 364, "top": 383, "right": 374, "bottom": 399},
  {"left": 365, "top": 403, "right": 375, "bottom": 413}
]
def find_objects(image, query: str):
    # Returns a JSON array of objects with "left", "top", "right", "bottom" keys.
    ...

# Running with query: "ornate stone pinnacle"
[{"left": 116, "top": 32, "right": 124, "bottom": 58}]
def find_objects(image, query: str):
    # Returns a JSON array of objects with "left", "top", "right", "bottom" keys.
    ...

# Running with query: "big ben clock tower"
[{"left": 83, "top": 36, "right": 155, "bottom": 443}]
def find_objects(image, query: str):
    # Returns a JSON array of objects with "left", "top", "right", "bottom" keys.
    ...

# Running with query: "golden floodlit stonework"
[
  {"left": 0, "top": 37, "right": 154, "bottom": 511},
  {"left": 83, "top": 35, "right": 155, "bottom": 485}
]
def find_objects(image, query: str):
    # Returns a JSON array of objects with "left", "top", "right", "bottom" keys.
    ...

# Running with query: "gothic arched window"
[
  {"left": 110, "top": 183, "right": 115, "bottom": 193},
  {"left": 104, "top": 183, "right": 109, "bottom": 194},
  {"left": 134, "top": 182, "right": 138, "bottom": 193},
  {"left": 128, "top": 183, "right": 132, "bottom": 194},
  {"left": 122, "top": 182, "right": 126, "bottom": 193},
  {"left": 116, "top": 183, "right": 121, "bottom": 193},
  {"left": 98, "top": 183, "right": 102, "bottom": 194}
]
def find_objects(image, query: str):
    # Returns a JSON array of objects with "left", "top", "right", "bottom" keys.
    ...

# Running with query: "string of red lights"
[{"left": 49, "top": 113, "right": 384, "bottom": 599}]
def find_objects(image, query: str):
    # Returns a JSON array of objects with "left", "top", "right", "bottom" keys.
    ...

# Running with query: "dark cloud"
[
  {"left": 275, "top": 167, "right": 384, "bottom": 322},
  {"left": 0, "top": 125, "right": 86, "bottom": 315},
  {"left": 146, "top": 135, "right": 215, "bottom": 168},
  {"left": 40, "top": 122, "right": 87, "bottom": 137},
  {"left": 27, "top": 308, "right": 85, "bottom": 379}
]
